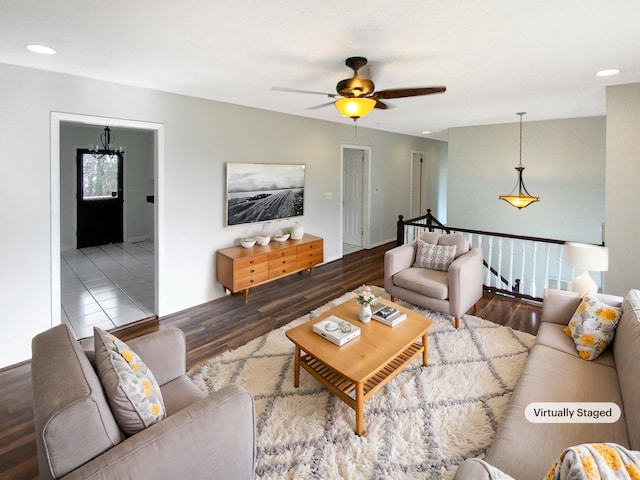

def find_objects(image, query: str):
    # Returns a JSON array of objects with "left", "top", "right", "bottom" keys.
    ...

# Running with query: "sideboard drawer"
[
  {"left": 235, "top": 255, "right": 268, "bottom": 270},
  {"left": 234, "top": 269, "right": 268, "bottom": 291},
  {"left": 268, "top": 246, "right": 297, "bottom": 260},
  {"left": 296, "top": 240, "right": 323, "bottom": 255},
  {"left": 269, "top": 261, "right": 299, "bottom": 278},
  {"left": 236, "top": 260, "right": 268, "bottom": 279}
]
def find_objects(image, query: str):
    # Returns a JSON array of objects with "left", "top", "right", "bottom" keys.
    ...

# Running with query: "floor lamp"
[{"left": 564, "top": 242, "right": 609, "bottom": 295}]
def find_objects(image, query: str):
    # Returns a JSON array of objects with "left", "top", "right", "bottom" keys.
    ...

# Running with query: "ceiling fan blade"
[
  {"left": 307, "top": 101, "right": 335, "bottom": 110},
  {"left": 374, "top": 99, "right": 388, "bottom": 109},
  {"left": 271, "top": 86, "right": 337, "bottom": 98},
  {"left": 374, "top": 86, "right": 446, "bottom": 99}
]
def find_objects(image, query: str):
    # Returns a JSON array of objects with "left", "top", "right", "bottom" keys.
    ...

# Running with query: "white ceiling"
[{"left": 2, "top": 0, "right": 640, "bottom": 140}]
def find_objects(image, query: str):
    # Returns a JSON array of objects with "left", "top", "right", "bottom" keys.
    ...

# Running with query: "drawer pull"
[
  {"left": 250, "top": 269, "right": 255, "bottom": 273},
  {"left": 250, "top": 260, "right": 255, "bottom": 264}
]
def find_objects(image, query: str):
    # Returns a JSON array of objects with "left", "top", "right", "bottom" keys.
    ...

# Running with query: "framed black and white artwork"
[{"left": 226, "top": 162, "right": 305, "bottom": 226}]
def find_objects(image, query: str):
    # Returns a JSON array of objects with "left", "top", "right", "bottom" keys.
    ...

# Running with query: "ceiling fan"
[{"left": 273, "top": 56, "right": 446, "bottom": 120}]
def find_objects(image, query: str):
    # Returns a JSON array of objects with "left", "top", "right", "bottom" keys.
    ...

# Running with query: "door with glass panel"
[{"left": 76, "top": 149, "right": 124, "bottom": 248}]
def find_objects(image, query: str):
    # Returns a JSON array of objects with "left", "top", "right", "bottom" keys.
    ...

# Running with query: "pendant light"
[
  {"left": 89, "top": 126, "right": 126, "bottom": 158},
  {"left": 499, "top": 112, "right": 540, "bottom": 209}
]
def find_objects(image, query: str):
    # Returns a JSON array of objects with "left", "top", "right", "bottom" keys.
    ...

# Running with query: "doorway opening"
[
  {"left": 51, "top": 113, "right": 164, "bottom": 339},
  {"left": 341, "top": 145, "right": 370, "bottom": 255}
]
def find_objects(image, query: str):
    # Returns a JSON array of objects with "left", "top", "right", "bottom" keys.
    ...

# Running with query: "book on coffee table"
[
  {"left": 312, "top": 315, "right": 361, "bottom": 346},
  {"left": 372, "top": 305, "right": 407, "bottom": 326}
]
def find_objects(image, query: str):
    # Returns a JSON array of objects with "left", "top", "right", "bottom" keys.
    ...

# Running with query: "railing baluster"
[
  {"left": 558, "top": 244, "right": 564, "bottom": 289},
  {"left": 509, "top": 239, "right": 515, "bottom": 291},
  {"left": 531, "top": 242, "right": 538, "bottom": 298},
  {"left": 486, "top": 237, "right": 494, "bottom": 286},
  {"left": 544, "top": 243, "right": 551, "bottom": 290},
  {"left": 497, "top": 238, "right": 503, "bottom": 289},
  {"left": 520, "top": 242, "right": 526, "bottom": 295}
]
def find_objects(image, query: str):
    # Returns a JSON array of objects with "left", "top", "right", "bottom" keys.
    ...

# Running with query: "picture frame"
[{"left": 226, "top": 162, "right": 305, "bottom": 226}]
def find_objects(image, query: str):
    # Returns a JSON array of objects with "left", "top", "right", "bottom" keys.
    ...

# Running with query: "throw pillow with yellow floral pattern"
[
  {"left": 563, "top": 294, "right": 622, "bottom": 361},
  {"left": 94, "top": 327, "right": 166, "bottom": 435}
]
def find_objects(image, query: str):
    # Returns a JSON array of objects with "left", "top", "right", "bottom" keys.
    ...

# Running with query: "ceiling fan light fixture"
[{"left": 334, "top": 97, "right": 376, "bottom": 120}]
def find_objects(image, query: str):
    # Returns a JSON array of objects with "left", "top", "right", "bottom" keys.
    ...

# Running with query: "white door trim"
[{"left": 50, "top": 112, "right": 165, "bottom": 326}]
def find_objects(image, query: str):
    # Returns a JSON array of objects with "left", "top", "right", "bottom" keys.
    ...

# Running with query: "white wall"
[
  {"left": 0, "top": 63, "right": 438, "bottom": 368},
  {"left": 447, "top": 117, "right": 606, "bottom": 243},
  {"left": 605, "top": 83, "right": 640, "bottom": 296},
  {"left": 60, "top": 124, "right": 154, "bottom": 249}
]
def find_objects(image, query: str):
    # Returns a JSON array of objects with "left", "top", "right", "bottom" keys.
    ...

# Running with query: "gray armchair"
[
  {"left": 384, "top": 232, "right": 484, "bottom": 328},
  {"left": 31, "top": 324, "right": 255, "bottom": 480}
]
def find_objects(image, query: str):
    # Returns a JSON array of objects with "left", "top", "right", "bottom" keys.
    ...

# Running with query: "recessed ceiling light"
[
  {"left": 421, "top": 131, "right": 432, "bottom": 135},
  {"left": 26, "top": 44, "right": 56, "bottom": 55},
  {"left": 596, "top": 69, "right": 620, "bottom": 77}
]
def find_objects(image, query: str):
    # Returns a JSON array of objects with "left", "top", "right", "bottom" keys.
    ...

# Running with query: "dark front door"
[{"left": 77, "top": 149, "right": 124, "bottom": 248}]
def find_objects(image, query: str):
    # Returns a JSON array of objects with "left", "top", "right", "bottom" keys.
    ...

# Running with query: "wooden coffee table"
[{"left": 285, "top": 297, "right": 433, "bottom": 435}]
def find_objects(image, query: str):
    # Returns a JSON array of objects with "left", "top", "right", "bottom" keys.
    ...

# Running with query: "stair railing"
[{"left": 396, "top": 209, "right": 599, "bottom": 302}]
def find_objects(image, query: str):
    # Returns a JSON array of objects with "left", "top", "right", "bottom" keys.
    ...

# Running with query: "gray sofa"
[
  {"left": 454, "top": 288, "right": 640, "bottom": 479},
  {"left": 31, "top": 324, "right": 256, "bottom": 480}
]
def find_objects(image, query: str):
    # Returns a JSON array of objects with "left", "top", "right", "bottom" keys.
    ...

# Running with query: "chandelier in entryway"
[{"left": 89, "top": 126, "right": 125, "bottom": 158}]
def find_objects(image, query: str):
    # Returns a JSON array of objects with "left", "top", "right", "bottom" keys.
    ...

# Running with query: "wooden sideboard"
[{"left": 216, "top": 234, "right": 324, "bottom": 301}]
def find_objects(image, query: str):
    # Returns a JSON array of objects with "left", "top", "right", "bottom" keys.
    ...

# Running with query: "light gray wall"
[
  {"left": 60, "top": 124, "right": 154, "bottom": 249},
  {"left": 447, "top": 116, "right": 606, "bottom": 243},
  {"left": 0, "top": 63, "right": 438, "bottom": 368},
  {"left": 605, "top": 83, "right": 640, "bottom": 296}
]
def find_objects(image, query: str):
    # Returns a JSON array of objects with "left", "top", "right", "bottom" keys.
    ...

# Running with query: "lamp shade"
[
  {"left": 334, "top": 97, "right": 376, "bottom": 119},
  {"left": 564, "top": 242, "right": 609, "bottom": 272}
]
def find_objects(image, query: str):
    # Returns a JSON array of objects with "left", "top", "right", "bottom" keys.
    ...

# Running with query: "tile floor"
[{"left": 61, "top": 242, "right": 155, "bottom": 339}]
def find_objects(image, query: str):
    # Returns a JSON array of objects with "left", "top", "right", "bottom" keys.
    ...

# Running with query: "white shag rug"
[{"left": 188, "top": 288, "right": 535, "bottom": 480}]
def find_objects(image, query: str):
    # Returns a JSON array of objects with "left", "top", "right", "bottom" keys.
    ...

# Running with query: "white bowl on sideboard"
[
  {"left": 240, "top": 237, "right": 256, "bottom": 248},
  {"left": 273, "top": 234, "right": 289, "bottom": 242},
  {"left": 256, "top": 235, "right": 270, "bottom": 246}
]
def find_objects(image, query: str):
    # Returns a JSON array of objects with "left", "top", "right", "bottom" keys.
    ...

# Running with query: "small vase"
[
  {"left": 291, "top": 223, "right": 304, "bottom": 240},
  {"left": 359, "top": 304, "right": 372, "bottom": 323}
]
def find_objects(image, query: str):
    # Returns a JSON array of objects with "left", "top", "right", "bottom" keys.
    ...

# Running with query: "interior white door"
[{"left": 343, "top": 148, "right": 364, "bottom": 246}]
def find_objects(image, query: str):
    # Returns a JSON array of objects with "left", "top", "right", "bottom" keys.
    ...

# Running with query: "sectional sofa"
[{"left": 454, "top": 288, "right": 640, "bottom": 479}]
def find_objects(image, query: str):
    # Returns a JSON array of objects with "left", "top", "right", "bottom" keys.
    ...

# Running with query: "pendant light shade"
[
  {"left": 334, "top": 97, "right": 376, "bottom": 120},
  {"left": 499, "top": 112, "right": 540, "bottom": 209}
]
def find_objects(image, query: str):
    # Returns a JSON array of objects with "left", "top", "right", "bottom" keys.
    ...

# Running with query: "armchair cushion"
[
  {"left": 393, "top": 267, "right": 449, "bottom": 300},
  {"left": 413, "top": 240, "right": 457, "bottom": 271},
  {"left": 94, "top": 327, "right": 166, "bottom": 435},
  {"left": 421, "top": 232, "right": 470, "bottom": 258}
]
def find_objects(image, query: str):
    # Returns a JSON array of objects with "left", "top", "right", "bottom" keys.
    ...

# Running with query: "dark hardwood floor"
[{"left": 0, "top": 242, "right": 542, "bottom": 479}]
